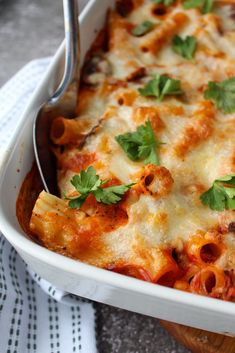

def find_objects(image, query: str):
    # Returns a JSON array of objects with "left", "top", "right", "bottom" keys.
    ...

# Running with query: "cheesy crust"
[{"left": 29, "top": 0, "right": 235, "bottom": 300}]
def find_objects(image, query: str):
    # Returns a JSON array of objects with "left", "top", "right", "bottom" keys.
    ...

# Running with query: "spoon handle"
[{"left": 49, "top": 0, "right": 80, "bottom": 109}]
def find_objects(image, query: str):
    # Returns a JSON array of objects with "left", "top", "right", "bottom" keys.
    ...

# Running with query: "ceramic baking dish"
[{"left": 0, "top": 0, "right": 235, "bottom": 335}]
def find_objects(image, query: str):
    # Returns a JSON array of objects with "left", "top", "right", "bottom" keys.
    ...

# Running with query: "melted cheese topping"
[
  {"left": 30, "top": 1, "right": 235, "bottom": 294},
  {"left": 56, "top": 0, "right": 235, "bottom": 256}
]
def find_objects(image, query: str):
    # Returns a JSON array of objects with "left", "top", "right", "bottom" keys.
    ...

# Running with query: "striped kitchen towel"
[{"left": 0, "top": 57, "right": 97, "bottom": 353}]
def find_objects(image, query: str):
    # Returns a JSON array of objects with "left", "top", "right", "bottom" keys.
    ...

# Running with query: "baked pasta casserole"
[{"left": 22, "top": 0, "right": 235, "bottom": 300}]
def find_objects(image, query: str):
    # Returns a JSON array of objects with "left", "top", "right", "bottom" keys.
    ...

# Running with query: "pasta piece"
[
  {"left": 108, "top": 10, "right": 132, "bottom": 51},
  {"left": 174, "top": 101, "right": 215, "bottom": 158},
  {"left": 140, "top": 12, "right": 188, "bottom": 54},
  {"left": 160, "top": 105, "right": 184, "bottom": 116},
  {"left": 107, "top": 263, "right": 152, "bottom": 281},
  {"left": 50, "top": 117, "right": 93, "bottom": 145},
  {"left": 138, "top": 165, "right": 174, "bottom": 198},
  {"left": 174, "top": 280, "right": 190, "bottom": 292},
  {"left": 186, "top": 232, "right": 224, "bottom": 265},
  {"left": 108, "top": 10, "right": 143, "bottom": 76},
  {"left": 30, "top": 190, "right": 129, "bottom": 263},
  {"left": 107, "top": 249, "right": 180, "bottom": 287},
  {"left": 29, "top": 191, "right": 82, "bottom": 252},
  {"left": 190, "top": 265, "right": 233, "bottom": 300},
  {"left": 131, "top": 244, "right": 180, "bottom": 285},
  {"left": 156, "top": 252, "right": 181, "bottom": 287}
]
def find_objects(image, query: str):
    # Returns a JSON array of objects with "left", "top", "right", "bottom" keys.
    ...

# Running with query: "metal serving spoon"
[{"left": 33, "top": 0, "right": 80, "bottom": 195}]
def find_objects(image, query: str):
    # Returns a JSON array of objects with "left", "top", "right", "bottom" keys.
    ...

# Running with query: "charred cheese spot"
[{"left": 126, "top": 66, "right": 146, "bottom": 81}]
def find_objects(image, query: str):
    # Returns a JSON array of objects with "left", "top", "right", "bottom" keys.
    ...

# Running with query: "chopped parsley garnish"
[
  {"left": 200, "top": 174, "right": 235, "bottom": 211},
  {"left": 115, "top": 120, "right": 163, "bottom": 165},
  {"left": 204, "top": 77, "right": 235, "bottom": 114},
  {"left": 172, "top": 35, "right": 197, "bottom": 60},
  {"left": 183, "top": 0, "right": 213, "bottom": 14},
  {"left": 139, "top": 74, "right": 183, "bottom": 101},
  {"left": 152, "top": 0, "right": 176, "bottom": 5},
  {"left": 132, "top": 20, "right": 154, "bottom": 37},
  {"left": 65, "top": 166, "right": 133, "bottom": 209}
]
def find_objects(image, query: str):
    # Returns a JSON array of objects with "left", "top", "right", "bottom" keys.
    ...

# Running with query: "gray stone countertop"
[{"left": 0, "top": 0, "right": 190, "bottom": 352}]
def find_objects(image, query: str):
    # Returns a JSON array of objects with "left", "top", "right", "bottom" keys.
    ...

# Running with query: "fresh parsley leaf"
[
  {"left": 200, "top": 174, "right": 235, "bottom": 211},
  {"left": 139, "top": 74, "right": 183, "bottom": 101},
  {"left": 204, "top": 77, "right": 235, "bottom": 113},
  {"left": 94, "top": 184, "right": 134, "bottom": 205},
  {"left": 65, "top": 166, "right": 133, "bottom": 209},
  {"left": 70, "top": 167, "right": 102, "bottom": 194},
  {"left": 152, "top": 0, "right": 176, "bottom": 5},
  {"left": 183, "top": 0, "right": 213, "bottom": 14},
  {"left": 183, "top": 0, "right": 203, "bottom": 10},
  {"left": 115, "top": 120, "right": 163, "bottom": 165},
  {"left": 132, "top": 20, "right": 154, "bottom": 37},
  {"left": 203, "top": 0, "right": 213, "bottom": 13},
  {"left": 172, "top": 35, "right": 197, "bottom": 60}
]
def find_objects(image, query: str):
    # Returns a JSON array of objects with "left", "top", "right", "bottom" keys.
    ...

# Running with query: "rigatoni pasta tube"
[
  {"left": 138, "top": 165, "right": 174, "bottom": 198},
  {"left": 50, "top": 117, "right": 86, "bottom": 145},
  {"left": 132, "top": 246, "right": 180, "bottom": 285},
  {"left": 30, "top": 191, "right": 86, "bottom": 254},
  {"left": 186, "top": 233, "right": 224, "bottom": 265},
  {"left": 190, "top": 265, "right": 226, "bottom": 298}
]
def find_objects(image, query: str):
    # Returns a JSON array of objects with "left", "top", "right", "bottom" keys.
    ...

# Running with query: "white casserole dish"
[{"left": 0, "top": 0, "right": 235, "bottom": 335}]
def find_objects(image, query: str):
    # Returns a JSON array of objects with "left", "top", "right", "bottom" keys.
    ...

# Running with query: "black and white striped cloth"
[{"left": 0, "top": 58, "right": 97, "bottom": 353}]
